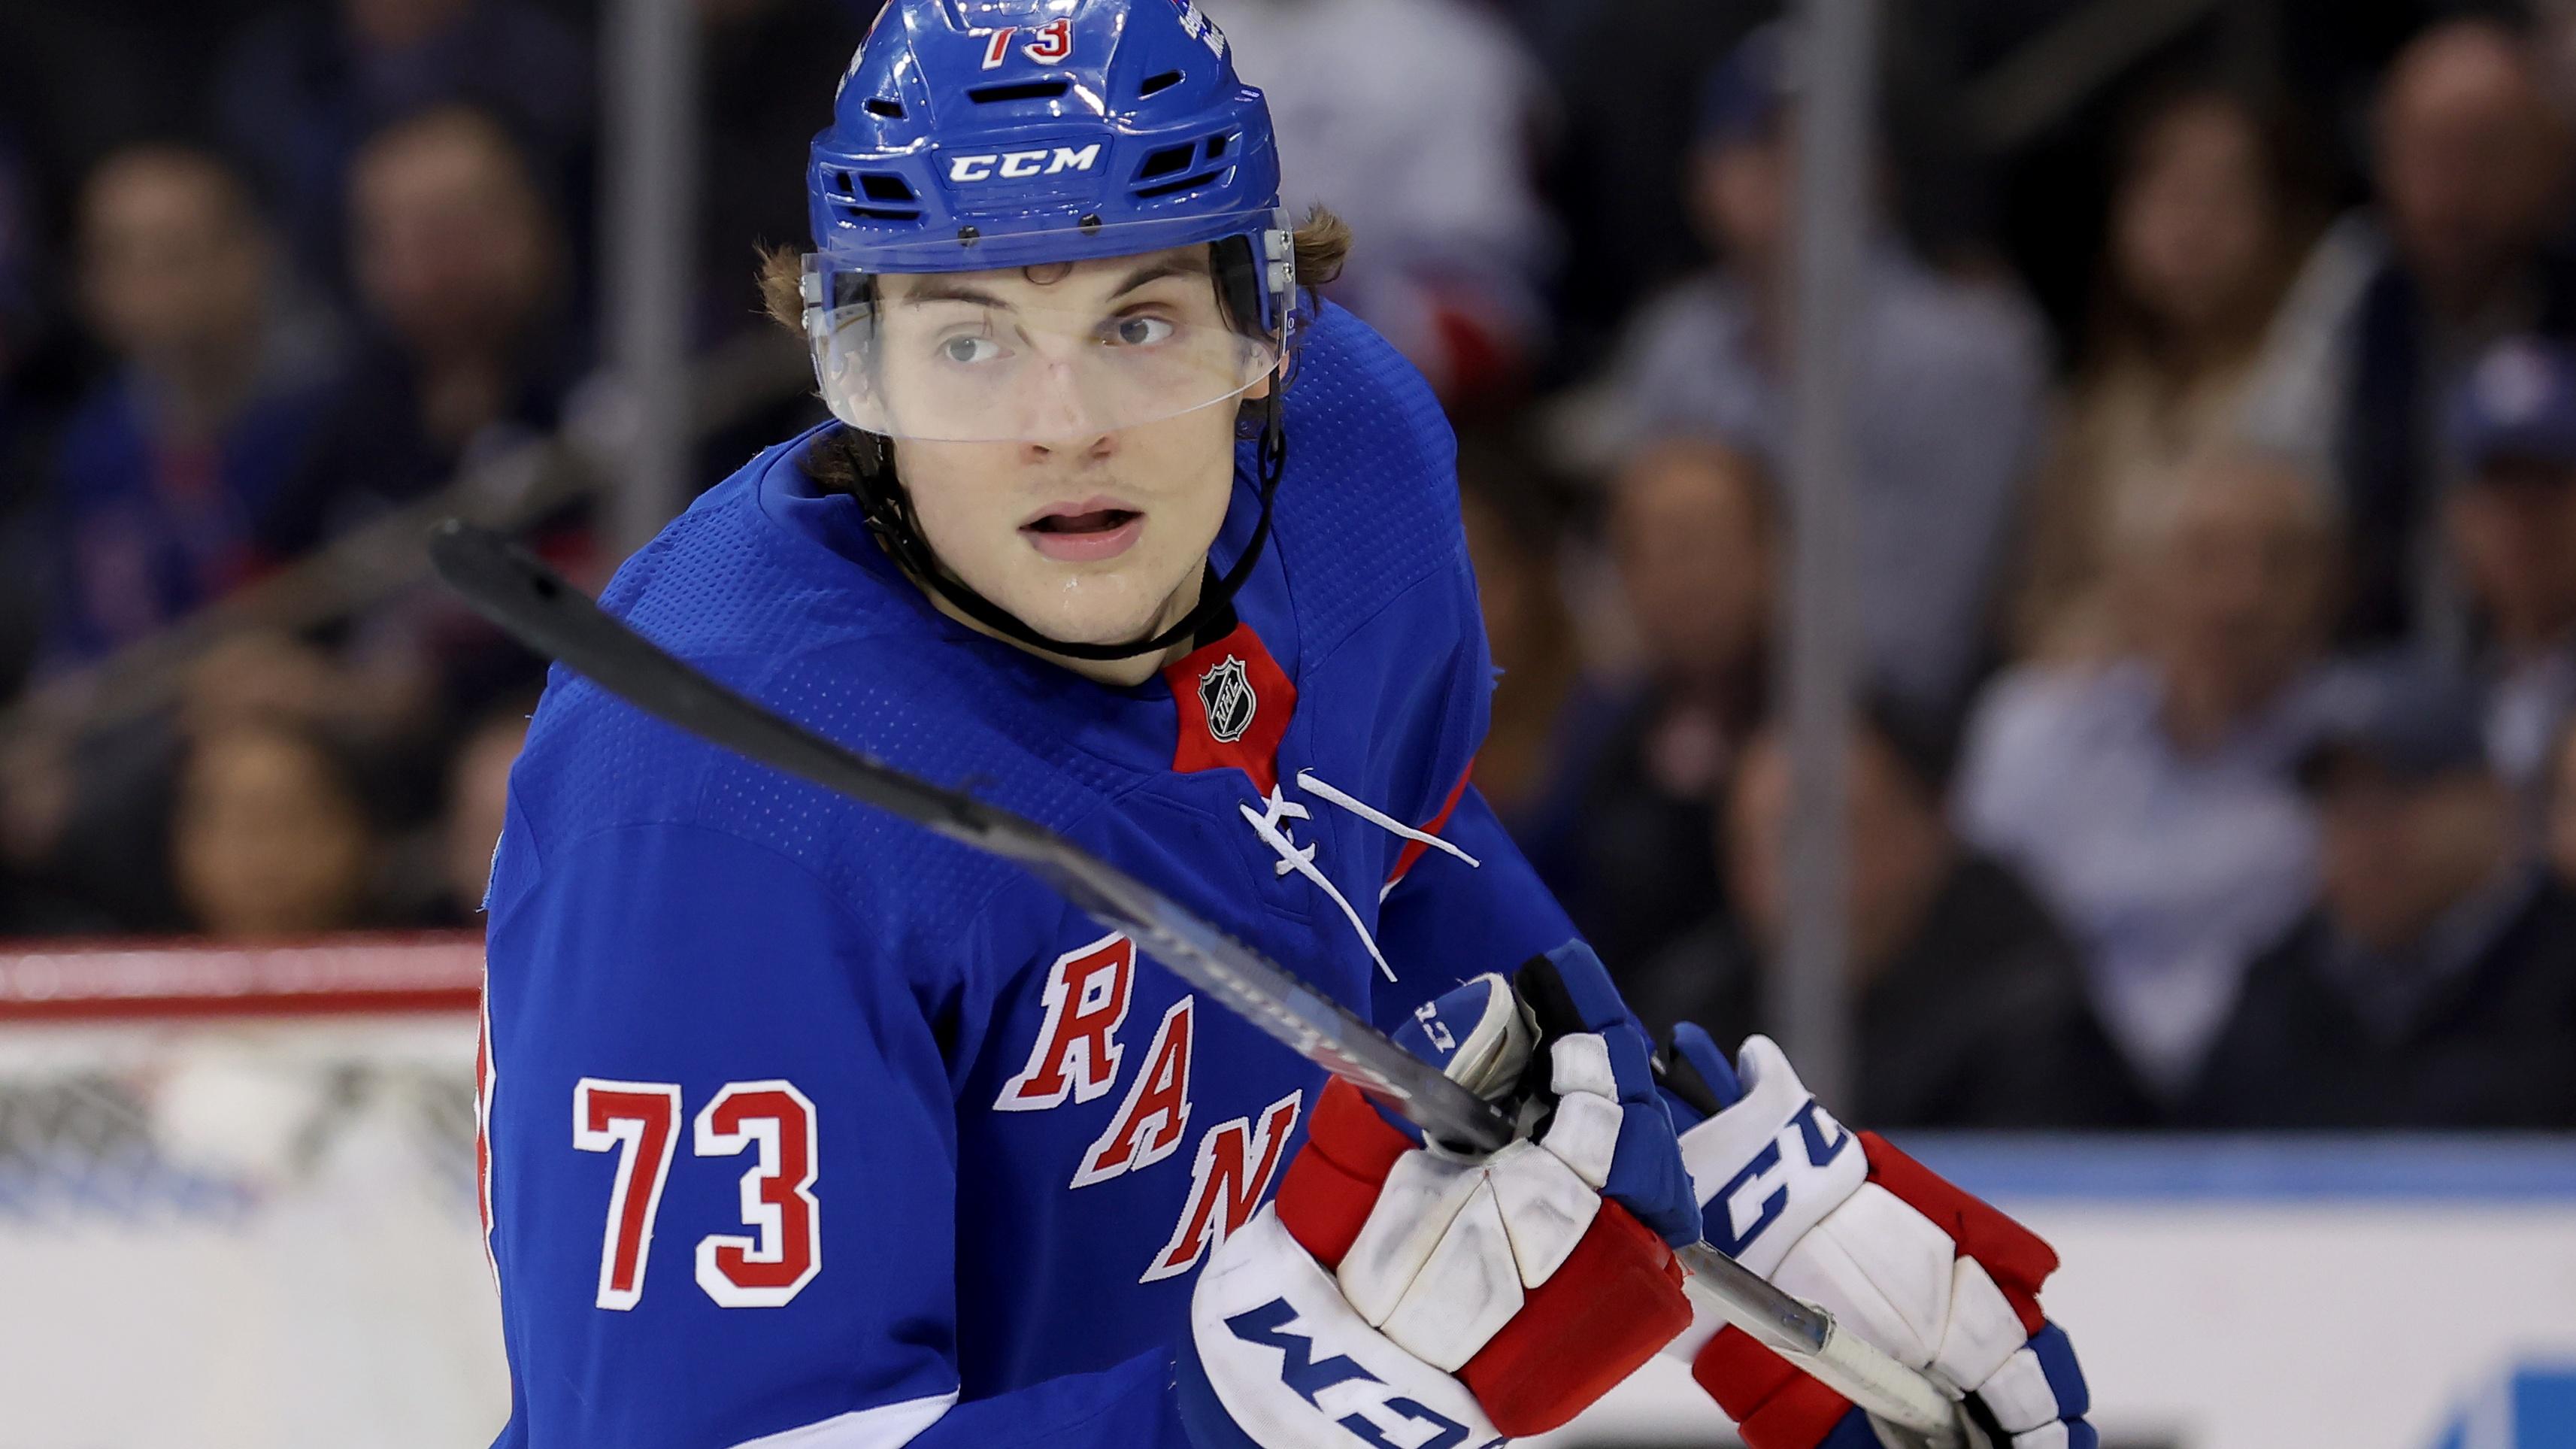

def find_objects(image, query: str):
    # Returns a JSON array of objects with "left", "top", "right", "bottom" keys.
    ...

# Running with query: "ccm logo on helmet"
[{"left": 947, "top": 145, "right": 1103, "bottom": 184}]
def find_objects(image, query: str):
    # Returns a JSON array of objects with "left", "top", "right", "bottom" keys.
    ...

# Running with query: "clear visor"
[{"left": 802, "top": 211, "right": 1292, "bottom": 444}]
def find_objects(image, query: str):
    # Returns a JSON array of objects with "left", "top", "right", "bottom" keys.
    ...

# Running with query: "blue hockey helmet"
[{"left": 802, "top": 0, "right": 1297, "bottom": 444}]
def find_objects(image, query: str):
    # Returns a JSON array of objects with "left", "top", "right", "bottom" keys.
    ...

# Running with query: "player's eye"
[
  {"left": 939, "top": 334, "right": 1005, "bottom": 365},
  {"left": 1107, "top": 315, "right": 1176, "bottom": 347}
]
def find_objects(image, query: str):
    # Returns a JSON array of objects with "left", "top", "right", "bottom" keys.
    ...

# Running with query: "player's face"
[
  {"left": 877, "top": 247, "right": 1269, "bottom": 659},
  {"left": 861, "top": 246, "right": 1271, "bottom": 442}
]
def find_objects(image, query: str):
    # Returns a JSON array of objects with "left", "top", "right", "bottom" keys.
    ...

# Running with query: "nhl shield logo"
[{"left": 1197, "top": 655, "right": 1257, "bottom": 744}]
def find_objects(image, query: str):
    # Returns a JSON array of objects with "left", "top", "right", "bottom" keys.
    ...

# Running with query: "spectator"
[
  {"left": 2443, "top": 337, "right": 2576, "bottom": 807},
  {"left": 1587, "top": 23, "right": 2048, "bottom": 714},
  {"left": 43, "top": 145, "right": 335, "bottom": 668},
  {"left": 171, "top": 721, "right": 383, "bottom": 939},
  {"left": 1957, "top": 450, "right": 2339, "bottom": 1099},
  {"left": 1540, "top": 437, "right": 1771, "bottom": 978},
  {"left": 1456, "top": 432, "right": 1599, "bottom": 835},
  {"left": 1629, "top": 702, "right": 2148, "bottom": 1129},
  {"left": 1208, "top": 0, "right": 1555, "bottom": 405},
  {"left": 2186, "top": 659, "right": 2576, "bottom": 1129},
  {"left": 177, "top": 627, "right": 439, "bottom": 767},
  {"left": 2014, "top": 85, "right": 2320, "bottom": 663},
  {"left": 436, "top": 701, "right": 526, "bottom": 923},
  {"left": 257, "top": 105, "right": 583, "bottom": 559},
  {"left": 215, "top": 0, "right": 592, "bottom": 288},
  {"left": 167, "top": 108, "right": 576, "bottom": 826},
  {"left": 0, "top": 717, "right": 183, "bottom": 935},
  {"left": 2246, "top": 17, "right": 2576, "bottom": 647}
]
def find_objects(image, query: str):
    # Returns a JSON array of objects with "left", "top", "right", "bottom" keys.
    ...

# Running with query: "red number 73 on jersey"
[{"left": 573, "top": 1077, "right": 820, "bottom": 1311}]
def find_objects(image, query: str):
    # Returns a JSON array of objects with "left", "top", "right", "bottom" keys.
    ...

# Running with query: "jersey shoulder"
[
  {"left": 1261, "top": 303, "right": 1490, "bottom": 820},
  {"left": 1267, "top": 300, "right": 1473, "bottom": 659},
  {"left": 495, "top": 440, "right": 1104, "bottom": 941}
]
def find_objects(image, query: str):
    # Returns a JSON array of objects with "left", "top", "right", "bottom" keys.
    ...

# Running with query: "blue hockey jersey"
[{"left": 479, "top": 302, "right": 1584, "bottom": 1447}]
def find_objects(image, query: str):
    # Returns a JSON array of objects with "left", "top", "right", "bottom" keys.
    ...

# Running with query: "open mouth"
[
  {"left": 1024, "top": 507, "right": 1141, "bottom": 536},
  {"left": 1020, "top": 498, "right": 1146, "bottom": 562}
]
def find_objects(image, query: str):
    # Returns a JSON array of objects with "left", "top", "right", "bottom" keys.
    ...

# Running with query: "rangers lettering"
[
  {"left": 1071, "top": 996, "right": 1194, "bottom": 1187},
  {"left": 1141, "top": 1089, "right": 1301, "bottom": 1281},
  {"left": 996, "top": 934, "right": 1135, "bottom": 1111}
]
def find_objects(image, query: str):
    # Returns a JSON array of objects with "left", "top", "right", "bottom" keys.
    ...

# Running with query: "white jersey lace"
[{"left": 1235, "top": 768, "right": 1481, "bottom": 983}]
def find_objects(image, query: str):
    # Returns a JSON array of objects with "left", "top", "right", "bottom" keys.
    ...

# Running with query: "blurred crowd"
[{"left": 2, "top": 0, "right": 2575, "bottom": 1132}]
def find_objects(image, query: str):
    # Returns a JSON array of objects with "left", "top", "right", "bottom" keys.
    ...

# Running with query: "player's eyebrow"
[
  {"left": 886, "top": 253, "right": 1208, "bottom": 310},
  {"left": 1107, "top": 255, "right": 1208, "bottom": 297},
  {"left": 888, "top": 279, "right": 1016, "bottom": 310}
]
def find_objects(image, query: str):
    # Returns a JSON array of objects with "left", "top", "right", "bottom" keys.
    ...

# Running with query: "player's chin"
[{"left": 1001, "top": 571, "right": 1176, "bottom": 650}]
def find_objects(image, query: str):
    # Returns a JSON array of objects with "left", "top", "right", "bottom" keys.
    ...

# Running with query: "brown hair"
[
  {"left": 754, "top": 204, "right": 1350, "bottom": 331},
  {"left": 2087, "top": 82, "right": 2320, "bottom": 377}
]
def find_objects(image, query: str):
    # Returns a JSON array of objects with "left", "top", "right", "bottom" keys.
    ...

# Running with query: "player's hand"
[
  {"left": 1656, "top": 1028, "right": 2095, "bottom": 1449},
  {"left": 1178, "top": 943, "right": 1700, "bottom": 1445}
]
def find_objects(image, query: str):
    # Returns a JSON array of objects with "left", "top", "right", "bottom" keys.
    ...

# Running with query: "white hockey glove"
[
  {"left": 1176, "top": 944, "right": 1702, "bottom": 1447},
  {"left": 1656, "top": 1029, "right": 2096, "bottom": 1449}
]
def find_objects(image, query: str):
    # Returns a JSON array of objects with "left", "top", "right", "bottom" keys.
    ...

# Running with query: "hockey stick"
[{"left": 429, "top": 520, "right": 1959, "bottom": 1443}]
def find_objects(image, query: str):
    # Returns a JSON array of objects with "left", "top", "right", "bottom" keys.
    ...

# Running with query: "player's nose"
[
  {"left": 1012, "top": 355, "right": 1116, "bottom": 443},
  {"left": 1019, "top": 370, "right": 1117, "bottom": 462},
  {"left": 1020, "top": 430, "right": 1118, "bottom": 468}
]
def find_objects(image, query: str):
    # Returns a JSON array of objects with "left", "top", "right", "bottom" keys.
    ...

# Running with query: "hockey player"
[{"left": 478, "top": 2, "right": 2097, "bottom": 1446}]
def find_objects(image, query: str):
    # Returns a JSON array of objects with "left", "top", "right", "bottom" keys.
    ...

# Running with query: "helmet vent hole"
[
  {"left": 835, "top": 171, "right": 856, "bottom": 194},
  {"left": 859, "top": 173, "right": 915, "bottom": 202},
  {"left": 967, "top": 80, "right": 1070, "bottom": 104},
  {"left": 1204, "top": 132, "right": 1229, "bottom": 159},
  {"left": 1139, "top": 69, "right": 1184, "bottom": 98},
  {"left": 864, "top": 97, "right": 905, "bottom": 120},
  {"left": 1135, "top": 170, "right": 1224, "bottom": 201},
  {"left": 1138, "top": 144, "right": 1196, "bottom": 181}
]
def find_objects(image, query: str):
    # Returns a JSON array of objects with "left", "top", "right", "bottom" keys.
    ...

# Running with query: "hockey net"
[{"left": 0, "top": 935, "right": 507, "bottom": 1446}]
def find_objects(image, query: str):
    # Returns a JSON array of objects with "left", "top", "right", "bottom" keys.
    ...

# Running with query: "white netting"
[{"left": 0, "top": 938, "right": 507, "bottom": 1447}]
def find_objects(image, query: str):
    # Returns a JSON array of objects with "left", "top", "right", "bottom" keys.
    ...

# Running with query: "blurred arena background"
[{"left": 0, "top": 0, "right": 2571, "bottom": 1444}]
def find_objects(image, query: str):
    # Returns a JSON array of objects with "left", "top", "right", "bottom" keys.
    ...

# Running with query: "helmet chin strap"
[{"left": 854, "top": 390, "right": 1288, "bottom": 663}]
